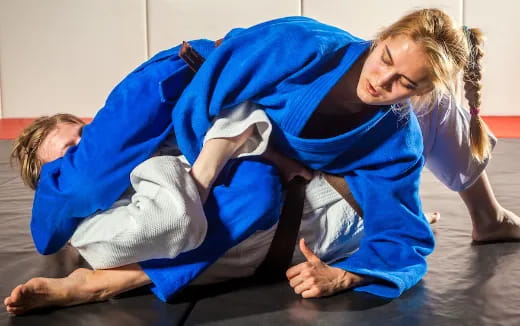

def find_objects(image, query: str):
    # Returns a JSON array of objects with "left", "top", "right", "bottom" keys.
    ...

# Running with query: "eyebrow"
[{"left": 385, "top": 45, "right": 419, "bottom": 87}]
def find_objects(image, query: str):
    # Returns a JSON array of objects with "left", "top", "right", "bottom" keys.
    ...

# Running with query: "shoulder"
[{"left": 223, "top": 16, "right": 365, "bottom": 47}]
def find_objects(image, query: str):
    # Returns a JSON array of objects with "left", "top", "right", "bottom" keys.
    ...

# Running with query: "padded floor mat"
[{"left": 1, "top": 139, "right": 519, "bottom": 325}]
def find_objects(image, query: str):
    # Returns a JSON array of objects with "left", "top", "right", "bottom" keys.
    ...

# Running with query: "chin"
[
  {"left": 356, "top": 88, "right": 371, "bottom": 104},
  {"left": 358, "top": 91, "right": 379, "bottom": 105}
]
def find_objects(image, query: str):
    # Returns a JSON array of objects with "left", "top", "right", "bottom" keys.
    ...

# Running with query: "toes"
[
  {"left": 431, "top": 212, "right": 441, "bottom": 224},
  {"left": 6, "top": 305, "right": 25, "bottom": 315},
  {"left": 7, "top": 284, "right": 24, "bottom": 304},
  {"left": 426, "top": 212, "right": 441, "bottom": 224}
]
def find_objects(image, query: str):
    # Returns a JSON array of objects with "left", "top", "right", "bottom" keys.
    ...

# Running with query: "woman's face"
[
  {"left": 357, "top": 35, "right": 434, "bottom": 106},
  {"left": 37, "top": 122, "right": 83, "bottom": 164}
]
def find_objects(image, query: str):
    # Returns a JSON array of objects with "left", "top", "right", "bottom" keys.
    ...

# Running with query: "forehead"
[
  {"left": 46, "top": 122, "right": 80, "bottom": 139},
  {"left": 379, "top": 35, "right": 431, "bottom": 82},
  {"left": 37, "top": 122, "right": 80, "bottom": 159}
]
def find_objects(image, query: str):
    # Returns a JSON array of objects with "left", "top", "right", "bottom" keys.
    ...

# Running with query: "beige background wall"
[{"left": 0, "top": 0, "right": 517, "bottom": 118}]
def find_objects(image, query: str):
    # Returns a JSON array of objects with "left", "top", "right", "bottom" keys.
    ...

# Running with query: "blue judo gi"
[{"left": 32, "top": 16, "right": 434, "bottom": 301}]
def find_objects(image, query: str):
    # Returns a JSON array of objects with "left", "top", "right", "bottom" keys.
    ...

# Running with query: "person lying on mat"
[
  {"left": 5, "top": 9, "right": 514, "bottom": 313},
  {"left": 6, "top": 91, "right": 519, "bottom": 315}
]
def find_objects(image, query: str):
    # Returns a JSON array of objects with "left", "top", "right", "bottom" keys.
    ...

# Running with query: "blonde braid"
[{"left": 463, "top": 27, "right": 492, "bottom": 162}]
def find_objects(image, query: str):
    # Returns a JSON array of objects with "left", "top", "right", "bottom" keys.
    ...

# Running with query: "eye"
[
  {"left": 381, "top": 52, "right": 391, "bottom": 65},
  {"left": 400, "top": 80, "right": 416, "bottom": 90}
]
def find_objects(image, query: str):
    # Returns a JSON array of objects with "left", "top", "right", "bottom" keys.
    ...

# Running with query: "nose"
[{"left": 374, "top": 70, "right": 395, "bottom": 92}]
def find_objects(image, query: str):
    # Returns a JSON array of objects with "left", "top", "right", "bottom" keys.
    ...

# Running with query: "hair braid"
[{"left": 463, "top": 27, "right": 492, "bottom": 162}]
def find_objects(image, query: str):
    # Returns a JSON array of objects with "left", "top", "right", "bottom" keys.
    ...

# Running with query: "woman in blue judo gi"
[{"left": 6, "top": 8, "right": 500, "bottom": 313}]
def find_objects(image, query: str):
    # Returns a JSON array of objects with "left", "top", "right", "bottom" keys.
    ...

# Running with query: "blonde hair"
[
  {"left": 463, "top": 27, "right": 491, "bottom": 162},
  {"left": 376, "top": 8, "right": 491, "bottom": 161},
  {"left": 10, "top": 114, "right": 85, "bottom": 190}
]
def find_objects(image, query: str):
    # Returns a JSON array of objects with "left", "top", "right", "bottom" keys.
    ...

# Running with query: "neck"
[{"left": 323, "top": 51, "right": 370, "bottom": 115}]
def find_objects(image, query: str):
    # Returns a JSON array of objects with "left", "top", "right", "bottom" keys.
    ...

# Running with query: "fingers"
[
  {"left": 293, "top": 279, "right": 325, "bottom": 298},
  {"left": 299, "top": 238, "right": 320, "bottom": 263},
  {"left": 293, "top": 278, "right": 311, "bottom": 295},
  {"left": 289, "top": 273, "right": 307, "bottom": 288},
  {"left": 301, "top": 288, "right": 321, "bottom": 299},
  {"left": 286, "top": 261, "right": 308, "bottom": 279},
  {"left": 296, "top": 167, "right": 313, "bottom": 182}
]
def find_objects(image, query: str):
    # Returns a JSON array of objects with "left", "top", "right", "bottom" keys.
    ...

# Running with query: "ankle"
[
  {"left": 470, "top": 205, "right": 504, "bottom": 227},
  {"left": 73, "top": 269, "right": 113, "bottom": 302}
]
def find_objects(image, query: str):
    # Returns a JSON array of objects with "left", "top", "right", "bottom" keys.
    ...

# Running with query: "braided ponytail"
[{"left": 463, "top": 27, "right": 492, "bottom": 162}]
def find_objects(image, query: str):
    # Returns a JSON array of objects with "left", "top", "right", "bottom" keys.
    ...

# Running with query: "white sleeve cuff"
[{"left": 204, "top": 101, "right": 272, "bottom": 157}]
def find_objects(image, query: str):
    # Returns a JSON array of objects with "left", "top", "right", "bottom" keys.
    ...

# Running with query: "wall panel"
[
  {"left": 0, "top": 1, "right": 517, "bottom": 117},
  {"left": 464, "top": 1, "right": 519, "bottom": 116},
  {"left": 302, "top": 0, "right": 461, "bottom": 40},
  {"left": 0, "top": 0, "right": 146, "bottom": 117},
  {"left": 147, "top": 0, "right": 300, "bottom": 56}
]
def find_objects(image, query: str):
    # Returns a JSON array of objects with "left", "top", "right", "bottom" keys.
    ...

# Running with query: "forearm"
[
  {"left": 190, "top": 125, "right": 255, "bottom": 202},
  {"left": 332, "top": 268, "right": 368, "bottom": 292}
]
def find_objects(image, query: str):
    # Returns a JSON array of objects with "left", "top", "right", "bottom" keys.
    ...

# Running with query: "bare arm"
[{"left": 190, "top": 125, "right": 255, "bottom": 202}]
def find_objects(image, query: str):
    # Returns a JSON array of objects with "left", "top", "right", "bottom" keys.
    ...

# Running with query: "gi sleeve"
[
  {"left": 70, "top": 156, "right": 207, "bottom": 269},
  {"left": 204, "top": 101, "right": 272, "bottom": 157},
  {"left": 330, "top": 115, "right": 435, "bottom": 298},
  {"left": 419, "top": 96, "right": 497, "bottom": 191}
]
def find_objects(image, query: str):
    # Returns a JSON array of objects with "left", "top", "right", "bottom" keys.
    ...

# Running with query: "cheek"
[{"left": 361, "top": 60, "right": 378, "bottom": 77}]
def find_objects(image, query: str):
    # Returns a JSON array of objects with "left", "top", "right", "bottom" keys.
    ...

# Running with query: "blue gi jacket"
[{"left": 171, "top": 17, "right": 434, "bottom": 298}]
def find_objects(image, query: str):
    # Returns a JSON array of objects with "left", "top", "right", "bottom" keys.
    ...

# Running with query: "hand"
[
  {"left": 286, "top": 239, "right": 364, "bottom": 298},
  {"left": 262, "top": 147, "right": 313, "bottom": 184}
]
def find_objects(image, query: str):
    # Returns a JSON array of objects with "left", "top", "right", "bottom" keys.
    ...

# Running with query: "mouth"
[{"left": 366, "top": 80, "right": 379, "bottom": 97}]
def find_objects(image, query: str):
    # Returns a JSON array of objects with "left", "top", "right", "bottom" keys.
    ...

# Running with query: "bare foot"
[
  {"left": 426, "top": 212, "right": 441, "bottom": 224},
  {"left": 472, "top": 207, "right": 520, "bottom": 243},
  {"left": 3, "top": 268, "right": 104, "bottom": 315}
]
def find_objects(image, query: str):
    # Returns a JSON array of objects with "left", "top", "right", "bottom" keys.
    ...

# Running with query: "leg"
[
  {"left": 3, "top": 264, "right": 150, "bottom": 315},
  {"left": 458, "top": 172, "right": 520, "bottom": 242}
]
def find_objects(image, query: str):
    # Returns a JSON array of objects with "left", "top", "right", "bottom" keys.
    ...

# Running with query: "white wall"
[
  {"left": 0, "top": 0, "right": 147, "bottom": 118},
  {"left": 0, "top": 0, "right": 518, "bottom": 118}
]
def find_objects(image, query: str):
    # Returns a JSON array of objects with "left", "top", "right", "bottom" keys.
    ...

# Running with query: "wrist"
[
  {"left": 190, "top": 163, "right": 217, "bottom": 189},
  {"left": 338, "top": 270, "right": 365, "bottom": 290}
]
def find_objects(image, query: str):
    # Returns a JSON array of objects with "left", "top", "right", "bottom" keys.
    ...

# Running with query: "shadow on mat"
[{"left": 163, "top": 276, "right": 398, "bottom": 324}]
